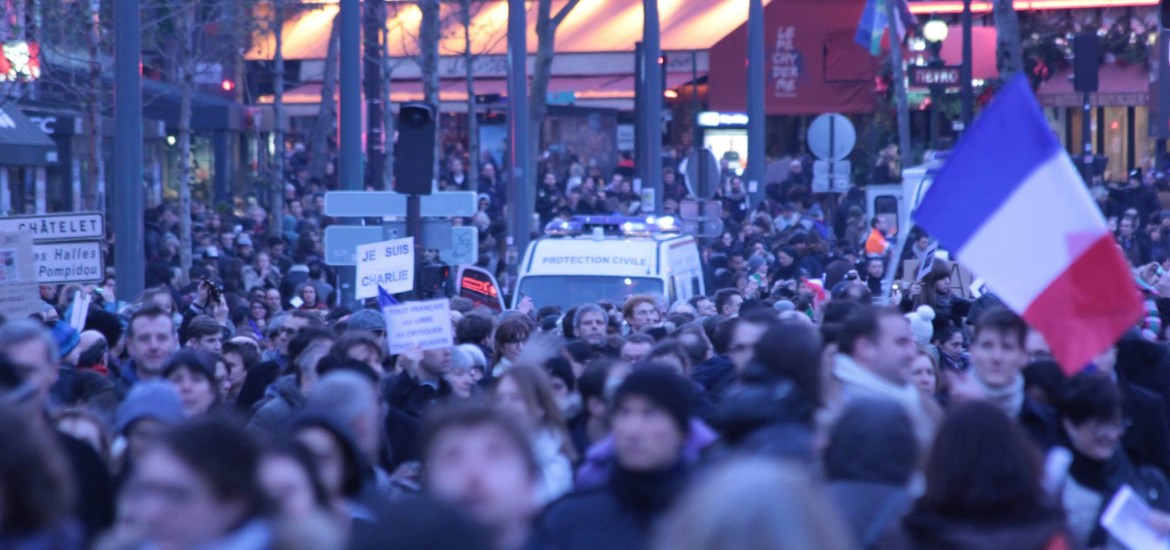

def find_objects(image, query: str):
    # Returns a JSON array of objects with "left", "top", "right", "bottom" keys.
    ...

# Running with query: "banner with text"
[
  {"left": 0, "top": 231, "right": 44, "bottom": 319},
  {"left": 383, "top": 298, "right": 453, "bottom": 355},
  {"left": 356, "top": 237, "right": 414, "bottom": 299}
]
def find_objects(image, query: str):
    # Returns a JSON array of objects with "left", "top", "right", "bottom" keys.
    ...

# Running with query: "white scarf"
[
  {"left": 973, "top": 371, "right": 1026, "bottom": 419},
  {"left": 833, "top": 353, "right": 935, "bottom": 451}
]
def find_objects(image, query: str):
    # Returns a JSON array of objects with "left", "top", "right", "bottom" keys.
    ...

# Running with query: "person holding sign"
[{"left": 1056, "top": 372, "right": 1170, "bottom": 548}]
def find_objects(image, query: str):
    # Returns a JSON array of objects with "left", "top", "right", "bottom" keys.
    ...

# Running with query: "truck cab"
[{"left": 513, "top": 216, "right": 705, "bottom": 311}]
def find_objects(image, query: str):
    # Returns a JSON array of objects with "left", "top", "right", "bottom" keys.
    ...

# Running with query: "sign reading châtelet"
[{"left": 0, "top": 213, "right": 104, "bottom": 242}]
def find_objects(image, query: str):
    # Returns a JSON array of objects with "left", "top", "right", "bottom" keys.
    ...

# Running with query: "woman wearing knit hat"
[{"left": 537, "top": 366, "right": 693, "bottom": 550}]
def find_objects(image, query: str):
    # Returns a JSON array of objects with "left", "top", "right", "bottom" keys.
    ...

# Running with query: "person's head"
[
  {"left": 265, "top": 288, "right": 283, "bottom": 312},
  {"left": 1119, "top": 216, "right": 1135, "bottom": 237},
  {"left": 917, "top": 401, "right": 1046, "bottom": 519},
  {"left": 689, "top": 295, "right": 716, "bottom": 317},
  {"left": 115, "top": 381, "right": 186, "bottom": 462},
  {"left": 186, "top": 315, "right": 224, "bottom": 355},
  {"left": 932, "top": 326, "right": 964, "bottom": 360},
  {"left": 839, "top": 306, "right": 916, "bottom": 385},
  {"left": 751, "top": 317, "right": 823, "bottom": 405},
  {"left": 299, "top": 284, "right": 319, "bottom": 306},
  {"left": 329, "top": 334, "right": 385, "bottom": 377},
  {"left": 455, "top": 313, "right": 494, "bottom": 347},
  {"left": 574, "top": 303, "right": 608, "bottom": 346},
  {"left": 728, "top": 312, "right": 777, "bottom": 373},
  {"left": 344, "top": 309, "right": 386, "bottom": 342},
  {"left": 422, "top": 402, "right": 540, "bottom": 538},
  {"left": 866, "top": 257, "right": 884, "bottom": 279},
  {"left": 714, "top": 289, "right": 744, "bottom": 317},
  {"left": 444, "top": 348, "right": 476, "bottom": 399},
  {"left": 494, "top": 318, "right": 532, "bottom": 364},
  {"left": 824, "top": 398, "right": 917, "bottom": 486},
  {"left": 162, "top": 349, "right": 221, "bottom": 417},
  {"left": 623, "top": 295, "right": 659, "bottom": 333},
  {"left": 249, "top": 299, "right": 269, "bottom": 322},
  {"left": 1059, "top": 372, "right": 1125, "bottom": 462},
  {"left": 0, "top": 403, "right": 75, "bottom": 535},
  {"left": 304, "top": 371, "right": 382, "bottom": 462},
  {"left": 0, "top": 320, "right": 59, "bottom": 404},
  {"left": 277, "top": 311, "right": 324, "bottom": 356},
  {"left": 127, "top": 304, "right": 178, "bottom": 378},
  {"left": 287, "top": 414, "right": 367, "bottom": 500},
  {"left": 419, "top": 346, "right": 455, "bottom": 379},
  {"left": 293, "top": 341, "right": 332, "bottom": 396},
  {"left": 611, "top": 366, "right": 693, "bottom": 472},
  {"left": 651, "top": 458, "right": 853, "bottom": 550},
  {"left": 222, "top": 339, "right": 261, "bottom": 393},
  {"left": 971, "top": 308, "right": 1029, "bottom": 389},
  {"left": 257, "top": 439, "right": 330, "bottom": 519},
  {"left": 620, "top": 333, "right": 656, "bottom": 363},
  {"left": 910, "top": 345, "right": 941, "bottom": 395},
  {"left": 492, "top": 364, "right": 567, "bottom": 433},
  {"left": 646, "top": 341, "right": 692, "bottom": 377},
  {"left": 124, "top": 417, "right": 265, "bottom": 549}
]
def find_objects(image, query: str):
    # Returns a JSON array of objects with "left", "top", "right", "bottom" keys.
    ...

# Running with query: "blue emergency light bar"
[{"left": 543, "top": 215, "right": 681, "bottom": 237}]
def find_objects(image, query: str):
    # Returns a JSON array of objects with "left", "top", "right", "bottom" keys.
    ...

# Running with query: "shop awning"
[
  {"left": 937, "top": 26, "right": 998, "bottom": 81},
  {"left": 247, "top": 0, "right": 775, "bottom": 61},
  {"left": 0, "top": 104, "right": 57, "bottom": 166},
  {"left": 1036, "top": 63, "right": 1150, "bottom": 107},
  {"left": 261, "top": 72, "right": 699, "bottom": 105},
  {"left": 707, "top": 0, "right": 878, "bottom": 116}
]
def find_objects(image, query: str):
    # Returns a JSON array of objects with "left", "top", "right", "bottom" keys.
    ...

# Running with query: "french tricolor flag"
[{"left": 914, "top": 76, "right": 1143, "bottom": 374}]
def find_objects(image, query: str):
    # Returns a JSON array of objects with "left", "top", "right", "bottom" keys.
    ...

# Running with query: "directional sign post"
[
  {"left": 0, "top": 213, "right": 106, "bottom": 283},
  {"left": 324, "top": 191, "right": 477, "bottom": 218}
]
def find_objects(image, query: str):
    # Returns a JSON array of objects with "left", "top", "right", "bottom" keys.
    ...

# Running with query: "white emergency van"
[{"left": 513, "top": 216, "right": 705, "bottom": 311}]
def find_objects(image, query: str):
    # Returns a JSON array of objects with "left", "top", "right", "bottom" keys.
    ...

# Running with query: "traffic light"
[
  {"left": 221, "top": 79, "right": 235, "bottom": 92},
  {"left": 395, "top": 102, "right": 436, "bottom": 195},
  {"left": 1162, "top": 0, "right": 1170, "bottom": 28},
  {"left": 419, "top": 263, "right": 450, "bottom": 299}
]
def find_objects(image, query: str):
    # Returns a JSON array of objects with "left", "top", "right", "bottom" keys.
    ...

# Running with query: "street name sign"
[
  {"left": 0, "top": 212, "right": 104, "bottom": 242},
  {"left": 324, "top": 191, "right": 477, "bottom": 218},
  {"left": 355, "top": 238, "right": 415, "bottom": 298},
  {"left": 33, "top": 241, "right": 104, "bottom": 283}
]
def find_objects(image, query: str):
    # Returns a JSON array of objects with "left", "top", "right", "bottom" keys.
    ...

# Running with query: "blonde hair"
[{"left": 653, "top": 458, "right": 854, "bottom": 550}]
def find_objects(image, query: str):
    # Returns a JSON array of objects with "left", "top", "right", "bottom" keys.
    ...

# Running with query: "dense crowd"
[{"left": 8, "top": 144, "right": 1170, "bottom": 550}]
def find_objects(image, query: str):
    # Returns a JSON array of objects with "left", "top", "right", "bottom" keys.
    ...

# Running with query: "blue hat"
[
  {"left": 115, "top": 381, "right": 186, "bottom": 433},
  {"left": 50, "top": 321, "right": 81, "bottom": 361}
]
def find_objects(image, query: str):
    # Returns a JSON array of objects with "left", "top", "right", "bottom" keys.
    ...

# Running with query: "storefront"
[
  {"left": 0, "top": 103, "right": 57, "bottom": 215},
  {"left": 1037, "top": 63, "right": 1151, "bottom": 181}
]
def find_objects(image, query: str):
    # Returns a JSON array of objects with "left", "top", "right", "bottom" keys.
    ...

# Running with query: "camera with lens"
[{"left": 203, "top": 279, "right": 224, "bottom": 305}]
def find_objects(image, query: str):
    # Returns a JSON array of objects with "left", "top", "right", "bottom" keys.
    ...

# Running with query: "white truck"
[{"left": 512, "top": 216, "right": 706, "bottom": 311}]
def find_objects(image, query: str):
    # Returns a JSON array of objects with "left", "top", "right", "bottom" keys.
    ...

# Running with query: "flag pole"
[{"left": 885, "top": 0, "right": 914, "bottom": 172}]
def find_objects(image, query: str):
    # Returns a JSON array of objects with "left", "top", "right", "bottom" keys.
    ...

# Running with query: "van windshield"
[{"left": 517, "top": 276, "right": 663, "bottom": 310}]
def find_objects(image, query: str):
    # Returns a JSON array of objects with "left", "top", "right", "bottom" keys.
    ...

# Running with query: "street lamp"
[{"left": 923, "top": 19, "right": 949, "bottom": 151}]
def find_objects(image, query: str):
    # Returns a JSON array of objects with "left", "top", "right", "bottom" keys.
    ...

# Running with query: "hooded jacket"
[{"left": 248, "top": 375, "right": 306, "bottom": 434}]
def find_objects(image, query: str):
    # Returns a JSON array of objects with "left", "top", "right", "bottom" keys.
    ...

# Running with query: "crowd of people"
[{"left": 9, "top": 142, "right": 1170, "bottom": 550}]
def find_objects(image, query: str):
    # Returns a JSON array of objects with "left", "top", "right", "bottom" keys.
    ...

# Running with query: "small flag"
[
  {"left": 913, "top": 75, "right": 1143, "bottom": 374},
  {"left": 377, "top": 285, "right": 399, "bottom": 308},
  {"left": 855, "top": 0, "right": 915, "bottom": 56}
]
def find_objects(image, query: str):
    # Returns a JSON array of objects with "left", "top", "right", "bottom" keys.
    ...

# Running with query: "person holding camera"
[{"left": 179, "top": 279, "right": 234, "bottom": 345}]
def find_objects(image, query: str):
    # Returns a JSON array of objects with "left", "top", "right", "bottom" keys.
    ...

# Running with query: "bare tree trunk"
[
  {"left": 309, "top": 15, "right": 340, "bottom": 183},
  {"left": 86, "top": 0, "right": 105, "bottom": 212},
  {"left": 463, "top": 0, "right": 477, "bottom": 189},
  {"left": 992, "top": 0, "right": 1023, "bottom": 79},
  {"left": 270, "top": 0, "right": 285, "bottom": 239},
  {"left": 178, "top": 3, "right": 195, "bottom": 287},
  {"left": 419, "top": 0, "right": 441, "bottom": 189},
  {"left": 529, "top": 0, "right": 578, "bottom": 193},
  {"left": 383, "top": 37, "right": 395, "bottom": 189}
]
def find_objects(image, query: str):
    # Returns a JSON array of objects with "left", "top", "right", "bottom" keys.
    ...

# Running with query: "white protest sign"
[
  {"left": 355, "top": 237, "right": 414, "bottom": 299},
  {"left": 383, "top": 298, "right": 453, "bottom": 355},
  {"left": 0, "top": 231, "right": 43, "bottom": 319}
]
